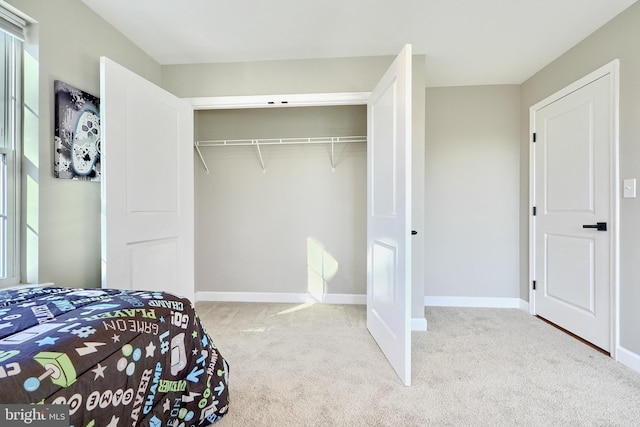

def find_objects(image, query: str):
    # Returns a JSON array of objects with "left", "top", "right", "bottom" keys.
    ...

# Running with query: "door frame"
[
  {"left": 186, "top": 92, "right": 427, "bottom": 329},
  {"left": 528, "top": 59, "right": 620, "bottom": 358},
  {"left": 186, "top": 92, "right": 370, "bottom": 110}
]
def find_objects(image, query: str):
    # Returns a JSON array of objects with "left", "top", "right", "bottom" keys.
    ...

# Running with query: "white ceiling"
[{"left": 80, "top": 0, "right": 637, "bottom": 87}]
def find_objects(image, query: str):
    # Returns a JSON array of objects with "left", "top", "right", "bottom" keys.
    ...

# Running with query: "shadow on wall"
[{"left": 307, "top": 237, "right": 338, "bottom": 302}]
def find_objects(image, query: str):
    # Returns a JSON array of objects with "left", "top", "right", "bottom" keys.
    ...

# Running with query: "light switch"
[{"left": 623, "top": 178, "right": 637, "bottom": 198}]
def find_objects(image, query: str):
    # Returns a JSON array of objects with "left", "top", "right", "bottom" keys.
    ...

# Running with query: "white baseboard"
[
  {"left": 412, "top": 317, "right": 428, "bottom": 331},
  {"left": 425, "top": 296, "right": 527, "bottom": 310},
  {"left": 197, "top": 291, "right": 429, "bottom": 331},
  {"left": 196, "top": 291, "right": 366, "bottom": 305},
  {"left": 322, "top": 293, "right": 366, "bottom": 305},
  {"left": 616, "top": 345, "right": 640, "bottom": 374},
  {"left": 197, "top": 292, "right": 529, "bottom": 311}
]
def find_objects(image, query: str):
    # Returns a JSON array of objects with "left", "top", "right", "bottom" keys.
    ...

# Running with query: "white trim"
[
  {"left": 528, "top": 90, "right": 537, "bottom": 317},
  {"left": 0, "top": 1, "right": 36, "bottom": 24},
  {"left": 196, "top": 291, "right": 428, "bottom": 331},
  {"left": 610, "top": 59, "right": 620, "bottom": 360},
  {"left": 616, "top": 346, "right": 640, "bottom": 374},
  {"left": 185, "top": 92, "right": 370, "bottom": 110},
  {"left": 529, "top": 59, "right": 620, "bottom": 356},
  {"left": 424, "top": 296, "right": 525, "bottom": 309},
  {"left": 195, "top": 291, "right": 366, "bottom": 305},
  {"left": 0, "top": 31, "right": 22, "bottom": 288},
  {"left": 412, "top": 317, "right": 427, "bottom": 331},
  {"left": 321, "top": 293, "right": 366, "bottom": 305},
  {"left": 201, "top": 293, "right": 529, "bottom": 310}
]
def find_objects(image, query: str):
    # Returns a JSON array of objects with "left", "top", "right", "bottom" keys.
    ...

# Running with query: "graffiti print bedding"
[{"left": 0, "top": 286, "right": 229, "bottom": 426}]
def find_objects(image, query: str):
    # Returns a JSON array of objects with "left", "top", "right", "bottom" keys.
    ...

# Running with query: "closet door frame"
[
  {"left": 188, "top": 89, "right": 416, "bottom": 387},
  {"left": 187, "top": 92, "right": 425, "bottom": 332},
  {"left": 186, "top": 92, "right": 370, "bottom": 110}
]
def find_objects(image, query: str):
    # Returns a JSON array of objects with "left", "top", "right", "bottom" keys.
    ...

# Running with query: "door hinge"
[
  {"left": 532, "top": 132, "right": 536, "bottom": 142},
  {"left": 532, "top": 206, "right": 537, "bottom": 216},
  {"left": 532, "top": 280, "right": 536, "bottom": 290}
]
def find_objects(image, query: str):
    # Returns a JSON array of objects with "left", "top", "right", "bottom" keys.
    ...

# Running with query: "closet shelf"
[{"left": 194, "top": 135, "right": 367, "bottom": 174}]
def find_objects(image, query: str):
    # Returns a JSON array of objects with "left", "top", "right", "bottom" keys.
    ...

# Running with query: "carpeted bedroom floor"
[{"left": 195, "top": 302, "right": 640, "bottom": 427}]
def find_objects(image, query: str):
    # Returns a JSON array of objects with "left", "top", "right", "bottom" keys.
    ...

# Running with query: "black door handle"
[
  {"left": 582, "top": 222, "right": 607, "bottom": 231},
  {"left": 411, "top": 230, "right": 418, "bottom": 235}
]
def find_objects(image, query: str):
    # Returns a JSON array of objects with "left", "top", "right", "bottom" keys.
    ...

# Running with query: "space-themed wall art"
[{"left": 54, "top": 80, "right": 101, "bottom": 181}]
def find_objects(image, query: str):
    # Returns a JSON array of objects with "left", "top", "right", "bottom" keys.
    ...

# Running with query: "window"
[{"left": 0, "top": 7, "right": 24, "bottom": 287}]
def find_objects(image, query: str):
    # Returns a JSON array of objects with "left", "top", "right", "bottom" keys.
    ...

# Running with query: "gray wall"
[
  {"left": 425, "top": 85, "right": 521, "bottom": 298},
  {"left": 519, "top": 2, "right": 640, "bottom": 355},
  {"left": 162, "top": 57, "right": 394, "bottom": 97},
  {"left": 7, "top": 0, "right": 161, "bottom": 287},
  {"left": 194, "top": 106, "right": 367, "bottom": 295}
]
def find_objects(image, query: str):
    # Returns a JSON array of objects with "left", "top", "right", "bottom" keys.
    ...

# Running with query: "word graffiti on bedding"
[{"left": 0, "top": 286, "right": 230, "bottom": 426}]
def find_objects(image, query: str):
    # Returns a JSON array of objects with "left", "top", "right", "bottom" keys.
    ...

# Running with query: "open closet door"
[
  {"left": 367, "top": 45, "right": 412, "bottom": 386},
  {"left": 100, "top": 57, "right": 195, "bottom": 302}
]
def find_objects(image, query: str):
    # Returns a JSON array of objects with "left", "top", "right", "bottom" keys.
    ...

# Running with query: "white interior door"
[
  {"left": 367, "top": 45, "right": 412, "bottom": 385},
  {"left": 531, "top": 64, "right": 616, "bottom": 352},
  {"left": 100, "top": 57, "right": 195, "bottom": 302}
]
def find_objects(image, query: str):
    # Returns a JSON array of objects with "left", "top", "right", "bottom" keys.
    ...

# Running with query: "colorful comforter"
[{"left": 0, "top": 286, "right": 229, "bottom": 426}]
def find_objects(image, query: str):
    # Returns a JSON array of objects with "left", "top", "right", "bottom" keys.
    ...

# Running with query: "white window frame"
[{"left": 0, "top": 5, "right": 24, "bottom": 288}]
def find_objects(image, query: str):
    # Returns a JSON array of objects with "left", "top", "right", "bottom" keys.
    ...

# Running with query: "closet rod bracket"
[
  {"left": 194, "top": 141, "right": 210, "bottom": 174},
  {"left": 331, "top": 137, "right": 336, "bottom": 172},
  {"left": 254, "top": 139, "right": 267, "bottom": 173}
]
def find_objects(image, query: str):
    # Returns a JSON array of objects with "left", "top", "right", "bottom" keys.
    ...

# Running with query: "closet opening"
[{"left": 194, "top": 105, "right": 367, "bottom": 302}]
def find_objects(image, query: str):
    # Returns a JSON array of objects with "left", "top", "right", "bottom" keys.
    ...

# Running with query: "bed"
[{"left": 0, "top": 286, "right": 229, "bottom": 426}]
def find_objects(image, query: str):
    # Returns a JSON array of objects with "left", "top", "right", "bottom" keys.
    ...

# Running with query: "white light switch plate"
[{"left": 623, "top": 178, "right": 637, "bottom": 198}]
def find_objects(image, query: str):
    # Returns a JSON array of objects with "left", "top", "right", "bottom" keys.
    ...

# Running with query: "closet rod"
[
  {"left": 194, "top": 135, "right": 367, "bottom": 174},
  {"left": 196, "top": 135, "right": 366, "bottom": 147}
]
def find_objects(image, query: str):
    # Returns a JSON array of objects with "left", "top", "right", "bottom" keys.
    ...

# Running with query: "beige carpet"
[{"left": 195, "top": 302, "right": 640, "bottom": 426}]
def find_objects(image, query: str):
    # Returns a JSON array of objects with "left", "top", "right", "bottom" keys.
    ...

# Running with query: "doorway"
[{"left": 193, "top": 106, "right": 368, "bottom": 300}]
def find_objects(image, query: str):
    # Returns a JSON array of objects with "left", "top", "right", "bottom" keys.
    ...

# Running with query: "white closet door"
[
  {"left": 367, "top": 45, "right": 412, "bottom": 386},
  {"left": 100, "top": 57, "right": 195, "bottom": 302}
]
